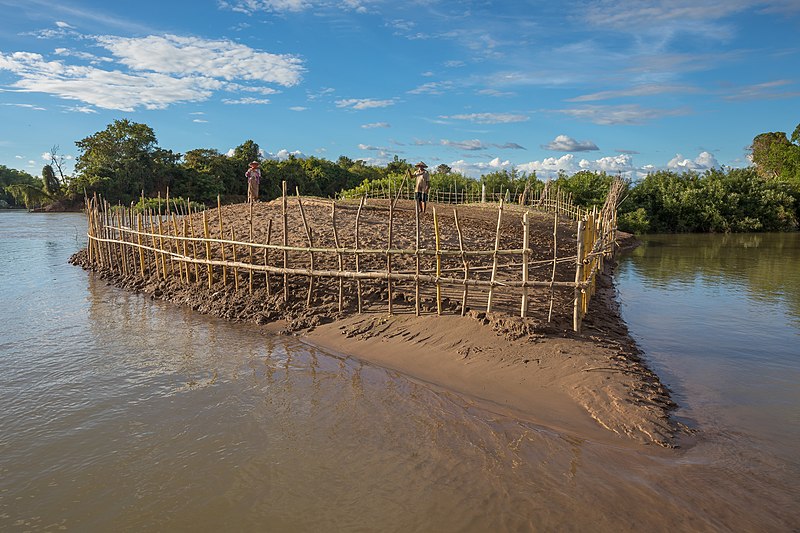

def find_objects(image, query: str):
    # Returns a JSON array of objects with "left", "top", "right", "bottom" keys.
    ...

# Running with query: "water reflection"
[
  {"left": 625, "top": 233, "right": 800, "bottom": 321},
  {"left": 3, "top": 213, "right": 799, "bottom": 531}
]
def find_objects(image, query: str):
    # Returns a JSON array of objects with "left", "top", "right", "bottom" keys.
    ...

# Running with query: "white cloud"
[
  {"left": 449, "top": 157, "right": 511, "bottom": 176},
  {"left": 290, "top": 106, "right": 308, "bottom": 111},
  {"left": 440, "top": 112, "right": 529, "bottom": 124},
  {"left": 222, "top": 97, "right": 270, "bottom": 104},
  {"left": 62, "top": 105, "right": 97, "bottom": 113},
  {"left": 361, "top": 122, "right": 390, "bottom": 129},
  {"left": 567, "top": 84, "right": 697, "bottom": 102},
  {"left": 441, "top": 139, "right": 486, "bottom": 151},
  {"left": 407, "top": 81, "right": 453, "bottom": 95},
  {"left": 53, "top": 48, "right": 114, "bottom": 64},
  {"left": 96, "top": 35, "right": 303, "bottom": 85},
  {"left": 267, "top": 149, "right": 305, "bottom": 160},
  {"left": 55, "top": 21, "right": 75, "bottom": 29},
  {"left": 335, "top": 98, "right": 396, "bottom": 110},
  {"left": 0, "top": 34, "right": 303, "bottom": 111},
  {"left": 556, "top": 104, "right": 687, "bottom": 125},
  {"left": 543, "top": 134, "right": 599, "bottom": 152},
  {"left": 667, "top": 151, "right": 719, "bottom": 170},
  {"left": 1, "top": 102, "right": 46, "bottom": 111},
  {"left": 193, "top": 119, "right": 208, "bottom": 123},
  {"left": 220, "top": 0, "right": 373, "bottom": 14}
]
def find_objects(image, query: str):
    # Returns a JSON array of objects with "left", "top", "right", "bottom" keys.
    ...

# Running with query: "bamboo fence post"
[
  {"left": 573, "top": 220, "right": 585, "bottom": 332},
  {"left": 248, "top": 201, "right": 254, "bottom": 295},
  {"left": 230, "top": 227, "right": 240, "bottom": 292},
  {"left": 486, "top": 199, "right": 504, "bottom": 313},
  {"left": 355, "top": 195, "right": 365, "bottom": 313},
  {"left": 217, "top": 196, "right": 227, "bottom": 286},
  {"left": 181, "top": 217, "right": 190, "bottom": 284},
  {"left": 453, "top": 208, "right": 469, "bottom": 315},
  {"left": 136, "top": 212, "right": 145, "bottom": 277},
  {"left": 331, "top": 202, "right": 344, "bottom": 312},
  {"left": 433, "top": 206, "right": 441, "bottom": 315},
  {"left": 282, "top": 181, "right": 288, "bottom": 302},
  {"left": 387, "top": 198, "right": 394, "bottom": 315},
  {"left": 264, "top": 218, "right": 273, "bottom": 295},
  {"left": 170, "top": 199, "right": 183, "bottom": 283},
  {"left": 147, "top": 209, "right": 161, "bottom": 279},
  {"left": 203, "top": 209, "right": 213, "bottom": 288},
  {"left": 156, "top": 207, "right": 169, "bottom": 277},
  {"left": 188, "top": 205, "right": 200, "bottom": 283},
  {"left": 415, "top": 192, "right": 421, "bottom": 316},
  {"left": 547, "top": 208, "right": 559, "bottom": 322},
  {"left": 520, "top": 210, "right": 530, "bottom": 318},
  {"left": 295, "top": 188, "right": 315, "bottom": 307}
]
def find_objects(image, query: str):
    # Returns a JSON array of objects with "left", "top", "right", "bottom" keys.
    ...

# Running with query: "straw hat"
[
  {"left": 415, "top": 161, "right": 427, "bottom": 168},
  {"left": 249, "top": 160, "right": 260, "bottom": 167}
]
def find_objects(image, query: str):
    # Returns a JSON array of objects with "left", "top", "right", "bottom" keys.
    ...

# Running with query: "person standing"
[
  {"left": 413, "top": 161, "right": 430, "bottom": 214},
  {"left": 246, "top": 160, "right": 261, "bottom": 202}
]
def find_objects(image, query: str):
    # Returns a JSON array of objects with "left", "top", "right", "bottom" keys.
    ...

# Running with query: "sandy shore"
[{"left": 71, "top": 199, "right": 682, "bottom": 447}]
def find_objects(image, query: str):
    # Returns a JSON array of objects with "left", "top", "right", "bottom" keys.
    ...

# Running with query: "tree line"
[{"left": 1, "top": 118, "right": 798, "bottom": 233}]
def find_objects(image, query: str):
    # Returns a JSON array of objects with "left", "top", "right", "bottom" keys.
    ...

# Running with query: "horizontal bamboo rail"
[{"left": 82, "top": 178, "right": 624, "bottom": 331}]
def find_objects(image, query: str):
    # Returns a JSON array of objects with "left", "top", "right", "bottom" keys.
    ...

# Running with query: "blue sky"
[{"left": 1, "top": 0, "right": 799, "bottom": 179}]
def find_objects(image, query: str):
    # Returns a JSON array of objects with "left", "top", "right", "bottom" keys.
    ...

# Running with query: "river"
[{"left": 1, "top": 211, "right": 798, "bottom": 532}]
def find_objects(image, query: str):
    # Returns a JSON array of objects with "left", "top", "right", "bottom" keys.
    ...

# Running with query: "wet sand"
[{"left": 71, "top": 198, "right": 682, "bottom": 447}]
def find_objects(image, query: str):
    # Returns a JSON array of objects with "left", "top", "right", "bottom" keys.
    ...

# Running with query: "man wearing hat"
[
  {"left": 413, "top": 161, "right": 430, "bottom": 214},
  {"left": 246, "top": 160, "right": 261, "bottom": 203}
]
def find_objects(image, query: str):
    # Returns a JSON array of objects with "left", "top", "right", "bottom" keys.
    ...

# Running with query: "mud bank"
[{"left": 70, "top": 201, "right": 683, "bottom": 447}]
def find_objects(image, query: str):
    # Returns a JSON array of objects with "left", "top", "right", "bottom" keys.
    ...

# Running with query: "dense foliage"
[
  {"left": 5, "top": 119, "right": 799, "bottom": 232},
  {"left": 618, "top": 168, "right": 799, "bottom": 233},
  {"left": 0, "top": 165, "right": 40, "bottom": 208}
]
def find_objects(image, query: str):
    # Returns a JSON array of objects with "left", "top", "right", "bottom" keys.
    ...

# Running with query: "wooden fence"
[
  {"left": 82, "top": 179, "right": 624, "bottom": 332},
  {"left": 338, "top": 175, "right": 588, "bottom": 221}
]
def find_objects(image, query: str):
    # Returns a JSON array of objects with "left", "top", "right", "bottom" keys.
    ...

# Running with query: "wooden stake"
[
  {"left": 387, "top": 199, "right": 394, "bottom": 315},
  {"left": 415, "top": 191, "right": 421, "bottom": 316},
  {"left": 203, "top": 209, "right": 213, "bottom": 288},
  {"left": 573, "top": 220, "right": 585, "bottom": 332},
  {"left": 548, "top": 207, "right": 559, "bottom": 322},
  {"left": 453, "top": 208, "right": 469, "bottom": 316},
  {"left": 188, "top": 205, "right": 200, "bottom": 283},
  {"left": 265, "top": 218, "right": 273, "bottom": 295},
  {"left": 136, "top": 212, "right": 146, "bottom": 277},
  {"left": 520, "top": 210, "right": 530, "bottom": 318},
  {"left": 282, "top": 181, "right": 288, "bottom": 302},
  {"left": 230, "top": 227, "right": 239, "bottom": 292},
  {"left": 217, "top": 195, "right": 227, "bottom": 286},
  {"left": 331, "top": 202, "right": 344, "bottom": 312},
  {"left": 355, "top": 194, "right": 365, "bottom": 313},
  {"left": 248, "top": 201, "right": 254, "bottom": 295},
  {"left": 486, "top": 199, "right": 504, "bottom": 313},
  {"left": 433, "top": 206, "right": 441, "bottom": 315},
  {"left": 295, "top": 188, "right": 314, "bottom": 307}
]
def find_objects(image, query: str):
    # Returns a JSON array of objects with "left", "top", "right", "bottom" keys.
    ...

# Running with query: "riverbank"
[{"left": 70, "top": 199, "right": 682, "bottom": 447}]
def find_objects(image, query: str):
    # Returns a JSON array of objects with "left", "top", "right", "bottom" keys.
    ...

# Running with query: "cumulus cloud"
[
  {"left": 336, "top": 98, "right": 396, "bottom": 110},
  {"left": 0, "top": 35, "right": 303, "bottom": 111},
  {"left": 667, "top": 151, "right": 719, "bottom": 170},
  {"left": 449, "top": 157, "right": 511, "bottom": 176},
  {"left": 96, "top": 34, "right": 303, "bottom": 85},
  {"left": 441, "top": 112, "right": 529, "bottom": 124},
  {"left": 290, "top": 106, "right": 308, "bottom": 111},
  {"left": 543, "top": 134, "right": 599, "bottom": 152}
]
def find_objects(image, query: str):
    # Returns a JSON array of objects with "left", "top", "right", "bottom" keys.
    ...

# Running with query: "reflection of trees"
[{"left": 624, "top": 233, "right": 800, "bottom": 320}]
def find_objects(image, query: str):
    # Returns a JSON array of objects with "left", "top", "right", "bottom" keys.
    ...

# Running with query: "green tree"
[
  {"left": 41, "top": 164, "right": 60, "bottom": 198},
  {"left": 71, "top": 119, "right": 178, "bottom": 203},
  {"left": 0, "top": 165, "right": 39, "bottom": 207}
]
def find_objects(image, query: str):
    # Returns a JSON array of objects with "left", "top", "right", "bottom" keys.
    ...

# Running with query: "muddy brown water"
[{"left": 1, "top": 212, "right": 798, "bottom": 531}]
